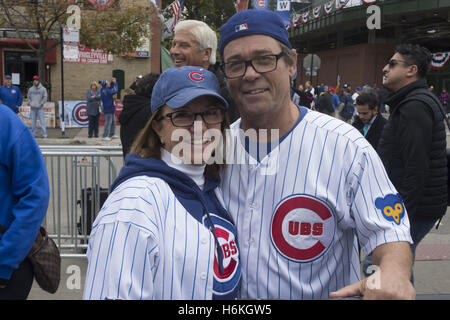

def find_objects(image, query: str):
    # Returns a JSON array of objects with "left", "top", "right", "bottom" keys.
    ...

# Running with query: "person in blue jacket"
[
  {"left": 100, "top": 77, "right": 119, "bottom": 141},
  {"left": 0, "top": 104, "right": 49, "bottom": 299},
  {"left": 0, "top": 75, "right": 23, "bottom": 114}
]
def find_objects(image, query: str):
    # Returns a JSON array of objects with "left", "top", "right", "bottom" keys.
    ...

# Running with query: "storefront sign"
[
  {"left": 59, "top": 100, "right": 122, "bottom": 128},
  {"left": 64, "top": 45, "right": 113, "bottom": 64},
  {"left": 19, "top": 102, "right": 57, "bottom": 128}
]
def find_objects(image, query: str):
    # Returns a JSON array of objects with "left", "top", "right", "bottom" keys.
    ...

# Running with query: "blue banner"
[
  {"left": 275, "top": 0, "right": 291, "bottom": 27},
  {"left": 254, "top": 0, "right": 269, "bottom": 10}
]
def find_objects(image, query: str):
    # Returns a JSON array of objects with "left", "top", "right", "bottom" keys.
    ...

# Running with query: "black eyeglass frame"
[
  {"left": 156, "top": 108, "right": 225, "bottom": 127},
  {"left": 221, "top": 52, "right": 286, "bottom": 79}
]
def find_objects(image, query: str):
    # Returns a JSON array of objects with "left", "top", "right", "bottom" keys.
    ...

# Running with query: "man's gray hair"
[{"left": 174, "top": 20, "right": 217, "bottom": 65}]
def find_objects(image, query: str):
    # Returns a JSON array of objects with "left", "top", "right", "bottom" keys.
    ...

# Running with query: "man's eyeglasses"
[
  {"left": 157, "top": 108, "right": 225, "bottom": 127},
  {"left": 221, "top": 52, "right": 286, "bottom": 79},
  {"left": 388, "top": 59, "right": 409, "bottom": 68}
]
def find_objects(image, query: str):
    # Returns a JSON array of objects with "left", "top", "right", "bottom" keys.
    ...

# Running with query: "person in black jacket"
[
  {"left": 352, "top": 90, "right": 387, "bottom": 151},
  {"left": 119, "top": 73, "right": 160, "bottom": 158},
  {"left": 316, "top": 86, "right": 334, "bottom": 116},
  {"left": 376, "top": 44, "right": 447, "bottom": 282}
]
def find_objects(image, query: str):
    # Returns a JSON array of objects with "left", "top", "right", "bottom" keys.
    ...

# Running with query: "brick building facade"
[{"left": 0, "top": 0, "right": 163, "bottom": 102}]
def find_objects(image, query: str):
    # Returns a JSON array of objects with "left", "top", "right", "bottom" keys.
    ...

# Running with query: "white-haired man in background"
[{"left": 170, "top": 20, "right": 239, "bottom": 122}]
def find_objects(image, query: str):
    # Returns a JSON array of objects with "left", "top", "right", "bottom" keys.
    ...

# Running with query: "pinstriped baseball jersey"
[
  {"left": 221, "top": 107, "right": 412, "bottom": 299},
  {"left": 83, "top": 176, "right": 240, "bottom": 300}
]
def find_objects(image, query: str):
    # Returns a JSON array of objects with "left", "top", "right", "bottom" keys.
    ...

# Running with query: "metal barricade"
[{"left": 40, "top": 145, "right": 123, "bottom": 258}]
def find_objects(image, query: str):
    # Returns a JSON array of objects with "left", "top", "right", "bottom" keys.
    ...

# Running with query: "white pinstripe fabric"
[
  {"left": 221, "top": 109, "right": 412, "bottom": 299},
  {"left": 83, "top": 176, "right": 216, "bottom": 300}
]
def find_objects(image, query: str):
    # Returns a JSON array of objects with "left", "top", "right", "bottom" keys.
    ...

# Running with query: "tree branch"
[{"left": 0, "top": 0, "right": 38, "bottom": 52}]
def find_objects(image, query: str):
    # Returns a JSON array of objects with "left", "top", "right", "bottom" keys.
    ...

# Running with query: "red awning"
[{"left": 0, "top": 37, "right": 57, "bottom": 63}]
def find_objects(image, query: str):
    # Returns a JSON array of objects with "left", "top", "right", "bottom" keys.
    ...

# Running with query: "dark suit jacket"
[{"left": 353, "top": 112, "right": 387, "bottom": 151}]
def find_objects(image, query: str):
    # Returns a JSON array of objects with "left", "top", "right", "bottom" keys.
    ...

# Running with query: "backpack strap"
[
  {"left": 393, "top": 88, "right": 450, "bottom": 131},
  {"left": 424, "top": 91, "right": 450, "bottom": 131}
]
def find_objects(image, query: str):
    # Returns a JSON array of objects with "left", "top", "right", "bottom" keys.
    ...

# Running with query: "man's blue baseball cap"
[
  {"left": 151, "top": 66, "right": 229, "bottom": 114},
  {"left": 219, "top": 9, "right": 292, "bottom": 57}
]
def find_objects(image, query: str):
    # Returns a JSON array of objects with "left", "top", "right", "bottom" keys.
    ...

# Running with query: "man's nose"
[
  {"left": 170, "top": 45, "right": 179, "bottom": 55},
  {"left": 242, "top": 62, "right": 260, "bottom": 80}
]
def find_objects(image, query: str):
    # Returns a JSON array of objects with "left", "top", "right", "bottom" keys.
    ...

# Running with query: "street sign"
[
  {"left": 303, "top": 54, "right": 321, "bottom": 70},
  {"left": 63, "top": 28, "right": 79, "bottom": 44},
  {"left": 303, "top": 54, "right": 321, "bottom": 81}
]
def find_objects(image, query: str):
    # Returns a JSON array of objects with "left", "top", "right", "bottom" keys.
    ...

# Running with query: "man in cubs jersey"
[{"left": 218, "top": 9, "right": 415, "bottom": 300}]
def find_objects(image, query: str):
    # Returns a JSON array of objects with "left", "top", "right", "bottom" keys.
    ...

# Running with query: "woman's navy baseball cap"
[
  {"left": 151, "top": 66, "right": 229, "bottom": 114},
  {"left": 219, "top": 9, "right": 292, "bottom": 57}
]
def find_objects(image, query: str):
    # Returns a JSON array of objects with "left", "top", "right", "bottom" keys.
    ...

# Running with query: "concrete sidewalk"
[
  {"left": 27, "top": 217, "right": 450, "bottom": 300},
  {"left": 27, "top": 126, "right": 450, "bottom": 299},
  {"left": 36, "top": 126, "right": 123, "bottom": 147}
]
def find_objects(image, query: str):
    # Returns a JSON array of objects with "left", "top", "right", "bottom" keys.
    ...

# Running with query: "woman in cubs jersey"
[{"left": 83, "top": 66, "right": 241, "bottom": 300}]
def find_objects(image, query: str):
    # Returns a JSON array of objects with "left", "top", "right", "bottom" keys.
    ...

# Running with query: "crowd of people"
[
  {"left": 0, "top": 75, "right": 48, "bottom": 138},
  {"left": 293, "top": 81, "right": 383, "bottom": 121},
  {"left": 1, "top": 9, "right": 449, "bottom": 301},
  {"left": 296, "top": 79, "right": 449, "bottom": 159},
  {"left": 298, "top": 79, "right": 449, "bottom": 127}
]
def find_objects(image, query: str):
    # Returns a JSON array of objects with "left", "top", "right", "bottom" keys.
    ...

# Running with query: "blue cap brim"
[{"left": 166, "top": 88, "right": 229, "bottom": 110}]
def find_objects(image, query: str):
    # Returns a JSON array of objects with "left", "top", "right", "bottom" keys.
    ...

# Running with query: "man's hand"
[
  {"left": 330, "top": 266, "right": 415, "bottom": 300},
  {"left": 330, "top": 241, "right": 416, "bottom": 300}
]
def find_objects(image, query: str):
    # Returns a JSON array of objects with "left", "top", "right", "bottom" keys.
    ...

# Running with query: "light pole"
[{"left": 60, "top": 26, "right": 65, "bottom": 137}]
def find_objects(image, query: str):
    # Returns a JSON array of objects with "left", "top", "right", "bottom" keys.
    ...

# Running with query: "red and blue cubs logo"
[
  {"left": 205, "top": 214, "right": 241, "bottom": 298},
  {"left": 189, "top": 71, "right": 204, "bottom": 82},
  {"left": 271, "top": 194, "right": 336, "bottom": 263},
  {"left": 72, "top": 102, "right": 89, "bottom": 126},
  {"left": 213, "top": 226, "right": 238, "bottom": 279},
  {"left": 255, "top": 0, "right": 268, "bottom": 9}
]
